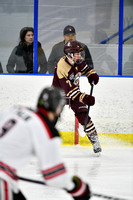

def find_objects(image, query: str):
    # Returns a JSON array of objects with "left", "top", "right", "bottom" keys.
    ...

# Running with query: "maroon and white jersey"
[
  {"left": 0, "top": 106, "right": 74, "bottom": 193},
  {"left": 52, "top": 56, "right": 96, "bottom": 103}
]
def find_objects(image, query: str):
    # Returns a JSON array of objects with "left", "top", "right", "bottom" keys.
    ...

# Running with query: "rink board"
[
  {"left": 0, "top": 75, "right": 133, "bottom": 147},
  {"left": 60, "top": 132, "right": 133, "bottom": 147}
]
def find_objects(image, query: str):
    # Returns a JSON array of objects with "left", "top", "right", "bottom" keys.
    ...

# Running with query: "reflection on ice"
[{"left": 18, "top": 146, "right": 133, "bottom": 200}]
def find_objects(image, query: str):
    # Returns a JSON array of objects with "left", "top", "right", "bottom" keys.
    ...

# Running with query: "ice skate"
[
  {"left": 87, "top": 133, "right": 102, "bottom": 154},
  {"left": 93, "top": 139, "right": 102, "bottom": 153}
]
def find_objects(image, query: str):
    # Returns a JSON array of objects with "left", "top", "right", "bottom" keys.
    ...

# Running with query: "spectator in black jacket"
[
  {"left": 0, "top": 62, "right": 3, "bottom": 73},
  {"left": 48, "top": 25, "right": 94, "bottom": 74},
  {"left": 6, "top": 27, "right": 47, "bottom": 74}
]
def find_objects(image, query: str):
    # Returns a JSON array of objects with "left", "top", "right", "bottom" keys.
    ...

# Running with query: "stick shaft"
[
  {"left": 18, "top": 176, "right": 45, "bottom": 185},
  {"left": 84, "top": 84, "right": 94, "bottom": 131},
  {"left": 18, "top": 176, "right": 128, "bottom": 200}
]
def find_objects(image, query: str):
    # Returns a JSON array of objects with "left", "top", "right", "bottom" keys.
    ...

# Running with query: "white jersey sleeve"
[
  {"left": 0, "top": 106, "right": 74, "bottom": 192},
  {"left": 31, "top": 109, "right": 74, "bottom": 190}
]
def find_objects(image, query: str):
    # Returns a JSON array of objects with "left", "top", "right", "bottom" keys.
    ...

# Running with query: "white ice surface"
[
  {"left": 17, "top": 146, "right": 133, "bottom": 200},
  {"left": 0, "top": 76, "right": 133, "bottom": 199}
]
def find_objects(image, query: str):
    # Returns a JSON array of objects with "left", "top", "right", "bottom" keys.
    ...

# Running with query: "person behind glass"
[
  {"left": 6, "top": 27, "right": 47, "bottom": 74},
  {"left": 0, "top": 62, "right": 3, "bottom": 73},
  {"left": 48, "top": 25, "right": 93, "bottom": 74},
  {"left": 123, "top": 51, "right": 133, "bottom": 76}
]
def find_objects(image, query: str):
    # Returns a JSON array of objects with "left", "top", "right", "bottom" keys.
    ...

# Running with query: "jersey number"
[{"left": 0, "top": 119, "right": 17, "bottom": 138}]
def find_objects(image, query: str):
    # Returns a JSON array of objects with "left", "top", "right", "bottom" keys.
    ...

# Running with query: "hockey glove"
[
  {"left": 67, "top": 176, "right": 91, "bottom": 200},
  {"left": 88, "top": 73, "right": 99, "bottom": 85},
  {"left": 81, "top": 94, "right": 95, "bottom": 106}
]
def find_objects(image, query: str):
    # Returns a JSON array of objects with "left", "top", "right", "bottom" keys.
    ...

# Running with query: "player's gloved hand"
[
  {"left": 88, "top": 73, "right": 99, "bottom": 85},
  {"left": 67, "top": 176, "right": 91, "bottom": 200},
  {"left": 82, "top": 94, "right": 95, "bottom": 106}
]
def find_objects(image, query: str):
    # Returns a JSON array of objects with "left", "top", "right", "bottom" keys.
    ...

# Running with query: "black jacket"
[
  {"left": 6, "top": 42, "right": 47, "bottom": 74},
  {"left": 0, "top": 62, "right": 3, "bottom": 73}
]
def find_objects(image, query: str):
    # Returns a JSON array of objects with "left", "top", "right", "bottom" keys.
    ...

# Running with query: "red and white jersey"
[{"left": 0, "top": 106, "right": 74, "bottom": 193}]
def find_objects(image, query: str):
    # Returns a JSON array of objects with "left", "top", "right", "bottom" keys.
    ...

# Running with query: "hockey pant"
[
  {"left": 71, "top": 100, "right": 98, "bottom": 144},
  {"left": 0, "top": 179, "right": 27, "bottom": 200}
]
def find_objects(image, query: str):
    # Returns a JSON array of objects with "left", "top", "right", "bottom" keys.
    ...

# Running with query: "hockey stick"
[
  {"left": 18, "top": 176, "right": 46, "bottom": 185},
  {"left": 92, "top": 192, "right": 129, "bottom": 200},
  {"left": 84, "top": 83, "right": 94, "bottom": 132},
  {"left": 18, "top": 176, "right": 129, "bottom": 200}
]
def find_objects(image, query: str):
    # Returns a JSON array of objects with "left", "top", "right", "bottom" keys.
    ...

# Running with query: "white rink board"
[{"left": 0, "top": 75, "right": 133, "bottom": 134}]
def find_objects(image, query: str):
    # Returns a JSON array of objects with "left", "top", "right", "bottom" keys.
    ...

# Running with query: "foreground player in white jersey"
[{"left": 0, "top": 87, "right": 91, "bottom": 200}]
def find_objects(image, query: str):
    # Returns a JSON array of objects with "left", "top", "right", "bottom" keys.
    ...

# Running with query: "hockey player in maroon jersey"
[
  {"left": 52, "top": 40, "right": 102, "bottom": 153},
  {"left": 0, "top": 87, "right": 91, "bottom": 200}
]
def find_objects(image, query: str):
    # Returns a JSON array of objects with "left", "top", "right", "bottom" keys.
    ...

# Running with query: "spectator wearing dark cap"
[
  {"left": 47, "top": 25, "right": 93, "bottom": 74},
  {"left": 6, "top": 27, "right": 47, "bottom": 74}
]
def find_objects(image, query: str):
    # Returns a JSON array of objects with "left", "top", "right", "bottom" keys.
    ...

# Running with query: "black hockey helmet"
[
  {"left": 64, "top": 40, "right": 83, "bottom": 55},
  {"left": 37, "top": 87, "right": 66, "bottom": 113}
]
